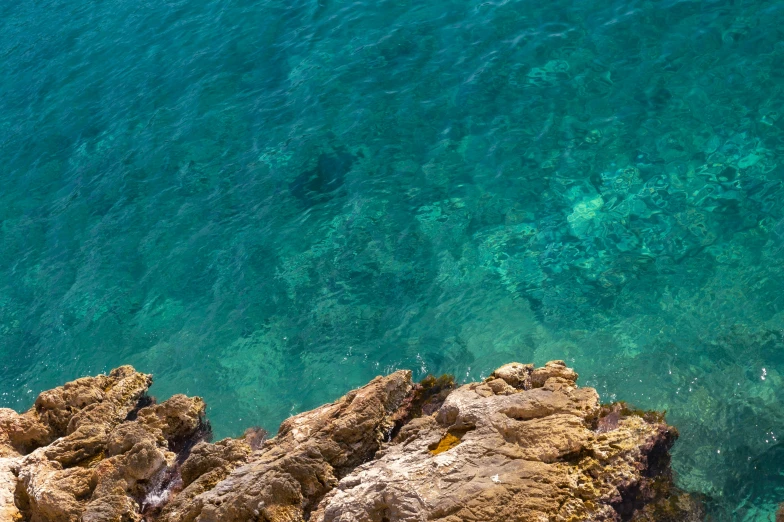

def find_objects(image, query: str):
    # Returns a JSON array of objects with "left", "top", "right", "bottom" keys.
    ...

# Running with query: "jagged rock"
[
  {"left": 145, "top": 437, "right": 254, "bottom": 520},
  {"left": 0, "top": 361, "right": 704, "bottom": 522},
  {"left": 489, "top": 362, "right": 533, "bottom": 390},
  {"left": 530, "top": 359, "right": 579, "bottom": 388},
  {"left": 0, "top": 410, "right": 50, "bottom": 457},
  {"left": 308, "top": 361, "right": 685, "bottom": 522},
  {"left": 180, "top": 438, "right": 253, "bottom": 488},
  {"left": 0, "top": 366, "right": 152, "bottom": 461},
  {"left": 158, "top": 370, "right": 413, "bottom": 522},
  {"left": 628, "top": 490, "right": 706, "bottom": 522},
  {"left": 0, "top": 458, "right": 21, "bottom": 521},
  {"left": 1, "top": 366, "right": 208, "bottom": 522},
  {"left": 135, "top": 395, "right": 207, "bottom": 445}
]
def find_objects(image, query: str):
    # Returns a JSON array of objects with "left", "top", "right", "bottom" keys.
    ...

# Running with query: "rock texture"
[
  {"left": 311, "top": 360, "right": 696, "bottom": 522},
  {"left": 154, "top": 370, "right": 411, "bottom": 522},
  {"left": 0, "top": 361, "right": 703, "bottom": 521},
  {"left": 0, "top": 366, "right": 208, "bottom": 522}
]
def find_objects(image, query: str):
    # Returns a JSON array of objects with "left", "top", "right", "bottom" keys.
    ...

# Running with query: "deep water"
[{"left": 2, "top": 0, "right": 784, "bottom": 517}]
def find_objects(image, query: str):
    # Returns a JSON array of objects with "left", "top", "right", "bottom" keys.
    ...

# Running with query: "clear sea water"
[{"left": 2, "top": 0, "right": 784, "bottom": 518}]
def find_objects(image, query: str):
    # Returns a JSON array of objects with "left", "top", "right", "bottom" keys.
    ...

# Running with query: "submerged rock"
[
  {"left": 0, "top": 361, "right": 703, "bottom": 521},
  {"left": 289, "top": 149, "right": 355, "bottom": 206}
]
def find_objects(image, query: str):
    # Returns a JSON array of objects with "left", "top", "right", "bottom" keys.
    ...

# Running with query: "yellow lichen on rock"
[{"left": 429, "top": 432, "right": 462, "bottom": 454}]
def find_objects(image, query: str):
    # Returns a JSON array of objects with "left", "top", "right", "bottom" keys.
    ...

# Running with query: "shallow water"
[{"left": 2, "top": 0, "right": 784, "bottom": 517}]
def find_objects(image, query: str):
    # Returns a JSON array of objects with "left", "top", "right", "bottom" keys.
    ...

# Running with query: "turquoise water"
[{"left": 2, "top": 0, "right": 784, "bottom": 517}]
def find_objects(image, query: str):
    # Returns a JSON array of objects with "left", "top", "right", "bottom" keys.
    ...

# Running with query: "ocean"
[{"left": 2, "top": 0, "right": 783, "bottom": 517}]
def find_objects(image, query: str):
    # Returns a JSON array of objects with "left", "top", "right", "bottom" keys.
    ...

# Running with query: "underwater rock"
[
  {"left": 0, "top": 362, "right": 702, "bottom": 521},
  {"left": 289, "top": 149, "right": 355, "bottom": 206}
]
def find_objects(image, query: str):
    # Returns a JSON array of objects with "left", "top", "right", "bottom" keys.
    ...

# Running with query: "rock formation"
[
  {"left": 0, "top": 361, "right": 703, "bottom": 521},
  {"left": 0, "top": 366, "right": 207, "bottom": 522}
]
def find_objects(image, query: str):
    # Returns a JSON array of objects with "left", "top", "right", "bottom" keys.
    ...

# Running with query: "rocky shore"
[{"left": 0, "top": 361, "right": 704, "bottom": 521}]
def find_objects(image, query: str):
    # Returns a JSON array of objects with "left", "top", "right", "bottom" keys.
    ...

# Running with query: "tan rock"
[
  {"left": 0, "top": 361, "right": 701, "bottom": 522},
  {"left": 180, "top": 438, "right": 252, "bottom": 488},
  {"left": 0, "top": 457, "right": 21, "bottom": 521},
  {"left": 3, "top": 367, "right": 212, "bottom": 522},
  {"left": 152, "top": 438, "right": 253, "bottom": 519},
  {"left": 531, "top": 359, "right": 578, "bottom": 388},
  {"left": 308, "top": 361, "right": 679, "bottom": 522},
  {"left": 17, "top": 451, "right": 95, "bottom": 522},
  {"left": 489, "top": 362, "right": 534, "bottom": 390},
  {"left": 82, "top": 394, "right": 207, "bottom": 520},
  {"left": 48, "top": 366, "right": 152, "bottom": 438},
  {"left": 82, "top": 493, "right": 141, "bottom": 522},
  {"left": 136, "top": 394, "right": 206, "bottom": 443},
  {"left": 43, "top": 423, "right": 109, "bottom": 467},
  {"left": 158, "top": 370, "right": 413, "bottom": 522},
  {"left": 0, "top": 409, "right": 51, "bottom": 456}
]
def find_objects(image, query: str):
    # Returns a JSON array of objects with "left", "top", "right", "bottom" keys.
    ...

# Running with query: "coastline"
[{"left": 1, "top": 361, "right": 705, "bottom": 521}]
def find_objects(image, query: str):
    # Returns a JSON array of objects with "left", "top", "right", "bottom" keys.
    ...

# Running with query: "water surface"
[{"left": 2, "top": 0, "right": 784, "bottom": 518}]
